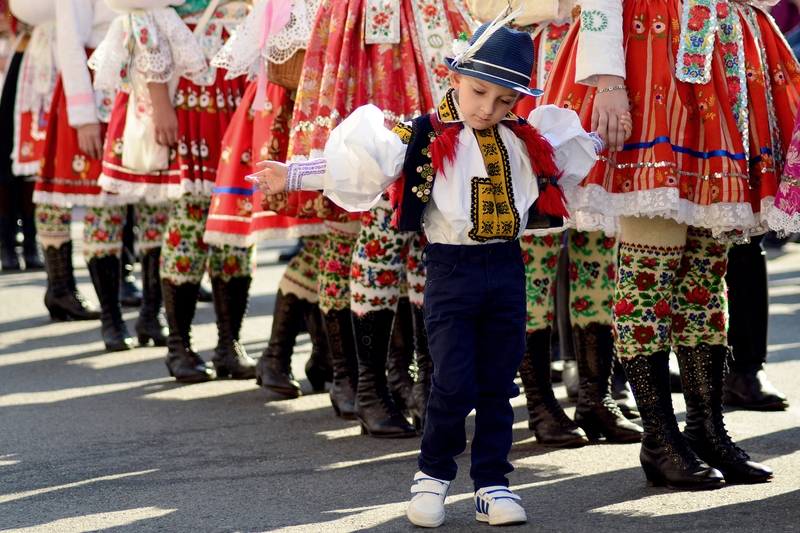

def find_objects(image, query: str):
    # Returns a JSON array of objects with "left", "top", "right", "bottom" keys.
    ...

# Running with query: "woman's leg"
[{"left": 134, "top": 202, "right": 169, "bottom": 346}]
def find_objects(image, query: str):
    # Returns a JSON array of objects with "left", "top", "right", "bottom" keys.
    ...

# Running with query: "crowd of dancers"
[{"left": 1, "top": 0, "right": 799, "bottom": 525}]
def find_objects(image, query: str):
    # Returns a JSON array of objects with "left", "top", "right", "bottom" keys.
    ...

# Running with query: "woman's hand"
[
  {"left": 148, "top": 82, "right": 179, "bottom": 146},
  {"left": 77, "top": 123, "right": 104, "bottom": 160},
  {"left": 246, "top": 160, "right": 290, "bottom": 196},
  {"left": 592, "top": 75, "right": 630, "bottom": 153}
]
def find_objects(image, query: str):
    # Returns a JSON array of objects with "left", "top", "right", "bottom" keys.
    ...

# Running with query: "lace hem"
[
  {"left": 524, "top": 210, "right": 621, "bottom": 237},
  {"left": 568, "top": 183, "right": 764, "bottom": 241},
  {"left": 263, "top": 0, "right": 322, "bottom": 64},
  {"left": 98, "top": 174, "right": 215, "bottom": 204},
  {"left": 203, "top": 222, "right": 326, "bottom": 247},
  {"left": 32, "top": 190, "right": 135, "bottom": 208},
  {"left": 211, "top": 1, "right": 263, "bottom": 80}
]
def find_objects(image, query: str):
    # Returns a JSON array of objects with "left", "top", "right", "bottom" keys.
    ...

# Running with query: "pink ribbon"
[{"left": 254, "top": 0, "right": 293, "bottom": 111}]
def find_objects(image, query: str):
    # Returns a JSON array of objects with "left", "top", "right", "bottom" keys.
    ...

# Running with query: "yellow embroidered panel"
[
  {"left": 392, "top": 123, "right": 412, "bottom": 145},
  {"left": 468, "top": 126, "right": 520, "bottom": 242}
]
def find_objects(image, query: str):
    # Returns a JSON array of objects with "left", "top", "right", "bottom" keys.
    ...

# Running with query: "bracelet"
[{"left": 596, "top": 84, "right": 627, "bottom": 94}]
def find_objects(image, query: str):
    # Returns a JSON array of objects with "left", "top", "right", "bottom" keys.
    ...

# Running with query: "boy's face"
[{"left": 450, "top": 73, "right": 521, "bottom": 130}]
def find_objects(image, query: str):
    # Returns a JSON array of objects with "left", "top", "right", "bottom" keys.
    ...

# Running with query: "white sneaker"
[
  {"left": 474, "top": 486, "right": 527, "bottom": 525},
  {"left": 407, "top": 471, "right": 450, "bottom": 528}
]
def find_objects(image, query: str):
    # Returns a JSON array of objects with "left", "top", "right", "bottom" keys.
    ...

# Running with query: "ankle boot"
[
  {"left": 409, "top": 302, "right": 432, "bottom": 431},
  {"left": 573, "top": 324, "right": 643, "bottom": 442},
  {"left": 676, "top": 344, "right": 773, "bottom": 484},
  {"left": 386, "top": 297, "right": 415, "bottom": 412},
  {"left": 621, "top": 350, "right": 724, "bottom": 490},
  {"left": 723, "top": 241, "right": 788, "bottom": 410},
  {"left": 519, "top": 328, "right": 588, "bottom": 447},
  {"left": 135, "top": 248, "right": 168, "bottom": 346},
  {"left": 43, "top": 242, "right": 100, "bottom": 320},
  {"left": 87, "top": 255, "right": 133, "bottom": 352},
  {"left": 211, "top": 275, "right": 256, "bottom": 379},
  {"left": 21, "top": 213, "right": 44, "bottom": 269},
  {"left": 162, "top": 280, "right": 215, "bottom": 382},
  {"left": 255, "top": 290, "right": 305, "bottom": 396},
  {"left": 304, "top": 303, "right": 333, "bottom": 392},
  {"left": 324, "top": 308, "right": 359, "bottom": 419},
  {"left": 119, "top": 246, "right": 142, "bottom": 307},
  {"left": 611, "top": 357, "right": 640, "bottom": 419},
  {"left": 352, "top": 309, "right": 415, "bottom": 438},
  {"left": 0, "top": 213, "right": 20, "bottom": 271}
]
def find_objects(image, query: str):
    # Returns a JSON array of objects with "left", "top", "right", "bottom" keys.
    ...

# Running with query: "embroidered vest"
[{"left": 390, "top": 114, "right": 564, "bottom": 235}]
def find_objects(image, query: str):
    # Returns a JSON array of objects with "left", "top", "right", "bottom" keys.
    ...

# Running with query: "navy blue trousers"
[{"left": 418, "top": 240, "right": 526, "bottom": 491}]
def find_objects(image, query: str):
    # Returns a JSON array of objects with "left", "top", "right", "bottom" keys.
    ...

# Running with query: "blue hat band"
[{"left": 455, "top": 58, "right": 531, "bottom": 89}]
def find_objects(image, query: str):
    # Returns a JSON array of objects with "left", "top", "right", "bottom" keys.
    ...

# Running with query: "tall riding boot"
[
  {"left": 304, "top": 303, "right": 333, "bottom": 392},
  {"left": 135, "top": 248, "right": 168, "bottom": 346},
  {"left": 723, "top": 240, "right": 788, "bottom": 410},
  {"left": 43, "top": 242, "right": 100, "bottom": 320},
  {"left": 324, "top": 308, "right": 359, "bottom": 419},
  {"left": 556, "top": 250, "right": 578, "bottom": 400},
  {"left": 573, "top": 324, "right": 643, "bottom": 442},
  {"left": 0, "top": 213, "right": 20, "bottom": 271},
  {"left": 386, "top": 297, "right": 415, "bottom": 412},
  {"left": 212, "top": 276, "right": 257, "bottom": 379},
  {"left": 21, "top": 213, "right": 44, "bottom": 269},
  {"left": 87, "top": 255, "right": 134, "bottom": 352},
  {"left": 119, "top": 247, "right": 142, "bottom": 307},
  {"left": 611, "top": 357, "right": 640, "bottom": 419},
  {"left": 162, "top": 280, "right": 215, "bottom": 382},
  {"left": 676, "top": 344, "right": 773, "bottom": 483},
  {"left": 621, "top": 350, "right": 724, "bottom": 489},
  {"left": 519, "top": 328, "right": 588, "bottom": 447},
  {"left": 255, "top": 290, "right": 305, "bottom": 397},
  {"left": 409, "top": 302, "right": 432, "bottom": 431},
  {"left": 352, "top": 309, "right": 415, "bottom": 438}
]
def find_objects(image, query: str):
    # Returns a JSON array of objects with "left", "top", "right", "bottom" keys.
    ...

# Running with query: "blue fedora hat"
[{"left": 445, "top": 20, "right": 542, "bottom": 98}]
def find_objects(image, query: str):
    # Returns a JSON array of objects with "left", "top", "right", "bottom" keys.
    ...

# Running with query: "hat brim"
[{"left": 445, "top": 57, "right": 544, "bottom": 98}]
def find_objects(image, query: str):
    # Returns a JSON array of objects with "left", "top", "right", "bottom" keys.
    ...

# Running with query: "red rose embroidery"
[
  {"left": 572, "top": 232, "right": 588, "bottom": 248},
  {"left": 615, "top": 298, "right": 635, "bottom": 317},
  {"left": 364, "top": 239, "right": 385, "bottom": 258},
  {"left": 709, "top": 312, "right": 726, "bottom": 332},
  {"left": 632, "top": 325, "right": 656, "bottom": 345},
  {"left": 569, "top": 262, "right": 578, "bottom": 281},
  {"left": 634, "top": 272, "right": 657, "bottom": 291},
  {"left": 546, "top": 254, "right": 558, "bottom": 269},
  {"left": 573, "top": 298, "right": 590, "bottom": 312},
  {"left": 351, "top": 263, "right": 362, "bottom": 279},
  {"left": 672, "top": 313, "right": 688, "bottom": 333},
  {"left": 376, "top": 271, "right": 397, "bottom": 286},
  {"left": 175, "top": 257, "right": 191, "bottom": 273},
  {"left": 653, "top": 299, "right": 671, "bottom": 319},
  {"left": 606, "top": 263, "right": 616, "bottom": 281},
  {"left": 167, "top": 229, "right": 181, "bottom": 248},
  {"left": 684, "top": 286, "right": 711, "bottom": 306}
]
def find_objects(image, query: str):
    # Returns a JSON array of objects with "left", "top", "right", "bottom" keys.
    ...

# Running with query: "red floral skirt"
[
  {"left": 203, "top": 82, "right": 325, "bottom": 247},
  {"left": 33, "top": 75, "right": 124, "bottom": 207},
  {"left": 545, "top": 0, "right": 800, "bottom": 239},
  {"left": 14, "top": 105, "right": 50, "bottom": 177},
  {"left": 267, "top": 0, "right": 470, "bottom": 221},
  {"left": 100, "top": 71, "right": 246, "bottom": 203}
]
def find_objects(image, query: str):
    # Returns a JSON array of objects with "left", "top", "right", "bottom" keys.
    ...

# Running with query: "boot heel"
[
  {"left": 642, "top": 463, "right": 666, "bottom": 487},
  {"left": 48, "top": 306, "right": 69, "bottom": 321},
  {"left": 332, "top": 403, "right": 342, "bottom": 417},
  {"left": 138, "top": 334, "right": 151, "bottom": 346}
]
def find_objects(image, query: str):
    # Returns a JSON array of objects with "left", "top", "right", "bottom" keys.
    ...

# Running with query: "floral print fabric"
[
  {"left": 277, "top": 234, "right": 325, "bottom": 303},
  {"left": 83, "top": 203, "right": 170, "bottom": 260},
  {"left": 161, "top": 195, "right": 255, "bottom": 284},
  {"left": 317, "top": 221, "right": 361, "bottom": 313}
]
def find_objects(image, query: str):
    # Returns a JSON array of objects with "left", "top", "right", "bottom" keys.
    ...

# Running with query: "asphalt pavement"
[{"left": 1, "top": 217, "right": 800, "bottom": 532}]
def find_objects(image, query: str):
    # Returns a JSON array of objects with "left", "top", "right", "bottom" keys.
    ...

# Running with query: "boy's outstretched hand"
[{"left": 245, "top": 160, "right": 289, "bottom": 196}]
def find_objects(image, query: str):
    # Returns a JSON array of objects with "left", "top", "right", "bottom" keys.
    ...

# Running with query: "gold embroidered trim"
[
  {"left": 392, "top": 123, "right": 413, "bottom": 144},
  {"left": 468, "top": 126, "right": 519, "bottom": 242}
]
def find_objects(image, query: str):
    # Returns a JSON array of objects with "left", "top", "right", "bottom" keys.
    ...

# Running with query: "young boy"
[{"left": 248, "top": 13, "right": 628, "bottom": 527}]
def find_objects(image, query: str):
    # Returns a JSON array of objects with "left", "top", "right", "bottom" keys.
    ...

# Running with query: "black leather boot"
[
  {"left": 386, "top": 297, "right": 415, "bottom": 412},
  {"left": 135, "top": 248, "right": 168, "bottom": 346},
  {"left": 21, "top": 213, "right": 44, "bottom": 270},
  {"left": 573, "top": 324, "right": 643, "bottom": 442},
  {"left": 119, "top": 247, "right": 142, "bottom": 307},
  {"left": 42, "top": 242, "right": 100, "bottom": 320},
  {"left": 409, "top": 302, "right": 432, "bottom": 431},
  {"left": 87, "top": 255, "right": 133, "bottom": 352},
  {"left": 255, "top": 290, "right": 305, "bottom": 396},
  {"left": 676, "top": 344, "right": 773, "bottom": 484},
  {"left": 519, "top": 328, "right": 588, "bottom": 447},
  {"left": 304, "top": 303, "right": 333, "bottom": 392},
  {"left": 0, "top": 213, "right": 20, "bottom": 271},
  {"left": 352, "top": 309, "right": 415, "bottom": 438},
  {"left": 612, "top": 357, "right": 640, "bottom": 419},
  {"left": 723, "top": 238, "right": 788, "bottom": 410},
  {"left": 324, "top": 308, "right": 359, "bottom": 419},
  {"left": 211, "top": 276, "right": 257, "bottom": 379},
  {"left": 621, "top": 350, "right": 724, "bottom": 489},
  {"left": 162, "top": 280, "right": 214, "bottom": 382}
]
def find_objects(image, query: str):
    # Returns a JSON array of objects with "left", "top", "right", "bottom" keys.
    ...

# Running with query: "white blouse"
[
  {"left": 9, "top": 0, "right": 55, "bottom": 27},
  {"left": 288, "top": 99, "right": 597, "bottom": 245},
  {"left": 575, "top": 0, "right": 625, "bottom": 86},
  {"left": 56, "top": 0, "right": 117, "bottom": 127}
]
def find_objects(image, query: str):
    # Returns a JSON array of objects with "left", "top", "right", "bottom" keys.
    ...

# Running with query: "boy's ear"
[{"left": 449, "top": 72, "right": 461, "bottom": 89}]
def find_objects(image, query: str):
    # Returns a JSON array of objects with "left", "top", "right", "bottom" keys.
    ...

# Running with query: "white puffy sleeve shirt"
[
  {"left": 289, "top": 103, "right": 597, "bottom": 245},
  {"left": 575, "top": 0, "right": 625, "bottom": 86},
  {"left": 9, "top": 0, "right": 55, "bottom": 27},
  {"left": 56, "top": 0, "right": 117, "bottom": 127}
]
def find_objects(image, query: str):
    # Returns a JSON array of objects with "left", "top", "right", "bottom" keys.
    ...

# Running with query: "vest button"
[{"left": 489, "top": 249, "right": 496, "bottom": 257}]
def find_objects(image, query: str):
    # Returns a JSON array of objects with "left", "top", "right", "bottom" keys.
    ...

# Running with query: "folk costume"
[
  {"left": 281, "top": 20, "right": 597, "bottom": 526},
  {"left": 89, "top": 0, "right": 254, "bottom": 381},
  {"left": 205, "top": 0, "right": 332, "bottom": 398},
  {"left": 544, "top": 0, "right": 784, "bottom": 487}
]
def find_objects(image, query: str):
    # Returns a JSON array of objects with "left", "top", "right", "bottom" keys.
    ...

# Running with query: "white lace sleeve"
[
  {"left": 211, "top": 0, "right": 263, "bottom": 80},
  {"left": 87, "top": 15, "right": 129, "bottom": 91},
  {"left": 264, "top": 0, "right": 322, "bottom": 64},
  {"left": 146, "top": 8, "right": 206, "bottom": 82}
]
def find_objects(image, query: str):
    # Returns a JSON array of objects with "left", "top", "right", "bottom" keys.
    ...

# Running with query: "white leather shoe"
[
  {"left": 474, "top": 486, "right": 527, "bottom": 525},
  {"left": 407, "top": 471, "right": 450, "bottom": 528}
]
